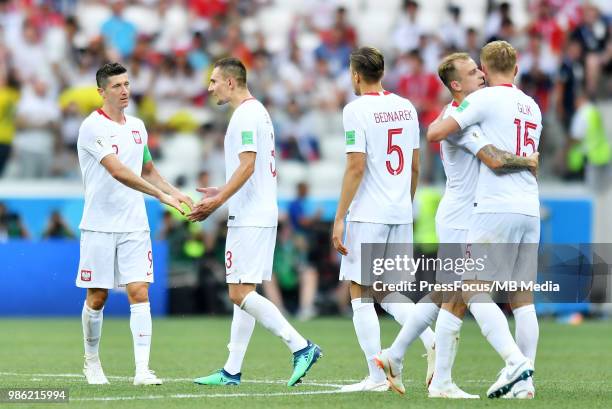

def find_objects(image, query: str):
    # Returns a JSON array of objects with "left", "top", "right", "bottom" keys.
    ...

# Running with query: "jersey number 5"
[
  {"left": 514, "top": 119, "right": 537, "bottom": 157},
  {"left": 386, "top": 128, "right": 404, "bottom": 175}
]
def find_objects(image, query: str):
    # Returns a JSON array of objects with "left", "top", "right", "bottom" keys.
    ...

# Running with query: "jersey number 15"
[{"left": 514, "top": 119, "right": 537, "bottom": 157}]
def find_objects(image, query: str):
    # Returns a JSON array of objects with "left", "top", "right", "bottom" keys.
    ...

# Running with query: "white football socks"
[
  {"left": 130, "top": 302, "right": 152, "bottom": 373},
  {"left": 430, "top": 309, "right": 463, "bottom": 388},
  {"left": 388, "top": 302, "right": 440, "bottom": 362},
  {"left": 380, "top": 293, "right": 436, "bottom": 351},
  {"left": 351, "top": 298, "right": 386, "bottom": 383},
  {"left": 513, "top": 304, "right": 538, "bottom": 365},
  {"left": 82, "top": 301, "right": 103, "bottom": 359},
  {"left": 224, "top": 304, "right": 256, "bottom": 375},
  {"left": 468, "top": 294, "right": 525, "bottom": 366},
  {"left": 240, "top": 291, "right": 307, "bottom": 353}
]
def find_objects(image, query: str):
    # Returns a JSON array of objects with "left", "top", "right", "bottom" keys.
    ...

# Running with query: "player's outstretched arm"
[
  {"left": 100, "top": 154, "right": 184, "bottom": 214},
  {"left": 426, "top": 117, "right": 461, "bottom": 142},
  {"left": 142, "top": 161, "right": 194, "bottom": 211},
  {"left": 188, "top": 151, "right": 256, "bottom": 222},
  {"left": 332, "top": 152, "right": 366, "bottom": 256},
  {"left": 477, "top": 145, "right": 539, "bottom": 176}
]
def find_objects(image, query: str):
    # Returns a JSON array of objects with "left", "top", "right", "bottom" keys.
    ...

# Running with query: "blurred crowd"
[
  {"left": 0, "top": 0, "right": 610, "bottom": 182},
  {"left": 1, "top": 0, "right": 611, "bottom": 316}
]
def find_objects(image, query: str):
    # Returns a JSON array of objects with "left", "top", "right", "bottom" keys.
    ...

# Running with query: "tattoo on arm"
[{"left": 480, "top": 144, "right": 534, "bottom": 173}]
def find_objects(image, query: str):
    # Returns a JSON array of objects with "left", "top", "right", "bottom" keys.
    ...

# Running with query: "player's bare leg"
[
  {"left": 127, "top": 282, "right": 161, "bottom": 385},
  {"left": 82, "top": 288, "right": 109, "bottom": 384}
]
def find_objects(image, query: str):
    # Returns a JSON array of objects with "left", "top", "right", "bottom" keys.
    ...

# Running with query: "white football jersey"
[
  {"left": 78, "top": 109, "right": 149, "bottom": 232},
  {"left": 451, "top": 84, "right": 542, "bottom": 217},
  {"left": 224, "top": 98, "right": 278, "bottom": 227},
  {"left": 436, "top": 101, "right": 489, "bottom": 231},
  {"left": 344, "top": 91, "right": 419, "bottom": 224}
]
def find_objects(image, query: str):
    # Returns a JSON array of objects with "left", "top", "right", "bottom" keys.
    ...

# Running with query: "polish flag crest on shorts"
[
  {"left": 132, "top": 130, "right": 142, "bottom": 144},
  {"left": 81, "top": 269, "right": 92, "bottom": 281}
]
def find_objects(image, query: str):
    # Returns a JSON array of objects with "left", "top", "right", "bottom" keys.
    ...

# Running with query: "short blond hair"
[
  {"left": 437, "top": 52, "right": 470, "bottom": 89},
  {"left": 480, "top": 40, "right": 517, "bottom": 74}
]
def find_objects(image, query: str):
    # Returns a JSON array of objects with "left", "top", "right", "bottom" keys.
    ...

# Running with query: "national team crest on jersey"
[
  {"left": 132, "top": 130, "right": 142, "bottom": 144},
  {"left": 80, "top": 269, "right": 92, "bottom": 281}
]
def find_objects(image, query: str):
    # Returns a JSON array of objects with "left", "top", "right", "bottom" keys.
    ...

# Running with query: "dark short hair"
[
  {"left": 96, "top": 62, "right": 127, "bottom": 88},
  {"left": 214, "top": 57, "right": 247, "bottom": 87},
  {"left": 350, "top": 46, "right": 384, "bottom": 83}
]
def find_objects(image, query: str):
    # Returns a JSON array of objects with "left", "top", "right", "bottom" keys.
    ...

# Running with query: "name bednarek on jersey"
[
  {"left": 450, "top": 84, "right": 542, "bottom": 217},
  {"left": 225, "top": 98, "right": 278, "bottom": 227},
  {"left": 343, "top": 91, "right": 419, "bottom": 224},
  {"left": 373, "top": 280, "right": 560, "bottom": 293},
  {"left": 77, "top": 109, "right": 149, "bottom": 233}
]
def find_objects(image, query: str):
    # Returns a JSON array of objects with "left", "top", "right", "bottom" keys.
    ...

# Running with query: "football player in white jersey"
[
  {"left": 375, "top": 52, "right": 538, "bottom": 397},
  {"left": 189, "top": 58, "right": 321, "bottom": 387},
  {"left": 76, "top": 63, "right": 192, "bottom": 385},
  {"left": 428, "top": 41, "right": 541, "bottom": 399},
  {"left": 331, "top": 46, "right": 436, "bottom": 393}
]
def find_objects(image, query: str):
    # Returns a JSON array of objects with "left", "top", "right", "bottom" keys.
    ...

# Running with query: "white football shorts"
[
  {"left": 435, "top": 224, "right": 468, "bottom": 284},
  {"left": 225, "top": 226, "right": 277, "bottom": 284},
  {"left": 463, "top": 213, "right": 540, "bottom": 282},
  {"left": 76, "top": 230, "right": 154, "bottom": 289},
  {"left": 339, "top": 222, "right": 413, "bottom": 285}
]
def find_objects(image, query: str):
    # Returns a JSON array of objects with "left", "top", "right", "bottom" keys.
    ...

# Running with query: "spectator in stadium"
[
  {"left": 100, "top": 0, "right": 137, "bottom": 59},
  {"left": 314, "top": 25, "right": 352, "bottom": 78},
  {"left": 275, "top": 99, "right": 320, "bottom": 162},
  {"left": 465, "top": 28, "right": 482, "bottom": 62},
  {"left": 571, "top": 3, "right": 611, "bottom": 96},
  {"left": 9, "top": 18, "right": 52, "bottom": 86},
  {"left": 555, "top": 38, "right": 584, "bottom": 130},
  {"left": 439, "top": 5, "right": 467, "bottom": 50},
  {"left": 12, "top": 77, "right": 60, "bottom": 178},
  {"left": 527, "top": 0, "right": 565, "bottom": 55},
  {"left": 484, "top": 1, "right": 511, "bottom": 40},
  {"left": 519, "top": 31, "right": 557, "bottom": 113},
  {"left": 396, "top": 50, "right": 442, "bottom": 129},
  {"left": 42, "top": 210, "right": 75, "bottom": 239},
  {"left": 263, "top": 220, "right": 319, "bottom": 321},
  {"left": 0, "top": 202, "right": 30, "bottom": 241},
  {"left": 324, "top": 6, "right": 357, "bottom": 48},
  {"left": 0, "top": 70, "right": 19, "bottom": 177},
  {"left": 565, "top": 89, "right": 611, "bottom": 189},
  {"left": 392, "top": 0, "right": 423, "bottom": 54}
]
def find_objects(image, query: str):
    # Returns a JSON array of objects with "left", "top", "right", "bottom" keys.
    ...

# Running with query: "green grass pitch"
[{"left": 0, "top": 317, "right": 610, "bottom": 408}]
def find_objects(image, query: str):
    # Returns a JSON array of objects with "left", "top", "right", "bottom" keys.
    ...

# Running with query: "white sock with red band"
[
  {"left": 130, "top": 302, "right": 152, "bottom": 373},
  {"left": 82, "top": 301, "right": 103, "bottom": 359}
]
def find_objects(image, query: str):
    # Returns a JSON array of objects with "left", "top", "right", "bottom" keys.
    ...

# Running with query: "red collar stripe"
[
  {"left": 364, "top": 91, "right": 391, "bottom": 96},
  {"left": 497, "top": 83, "right": 514, "bottom": 88},
  {"left": 96, "top": 108, "right": 112, "bottom": 120},
  {"left": 451, "top": 101, "right": 459, "bottom": 107}
]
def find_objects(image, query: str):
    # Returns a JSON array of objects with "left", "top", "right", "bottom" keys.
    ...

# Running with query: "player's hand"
[
  {"left": 528, "top": 152, "right": 539, "bottom": 178},
  {"left": 160, "top": 193, "right": 185, "bottom": 215},
  {"left": 187, "top": 197, "right": 221, "bottom": 222},
  {"left": 332, "top": 219, "right": 348, "bottom": 256},
  {"left": 196, "top": 186, "right": 221, "bottom": 198},
  {"left": 174, "top": 191, "right": 194, "bottom": 211}
]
